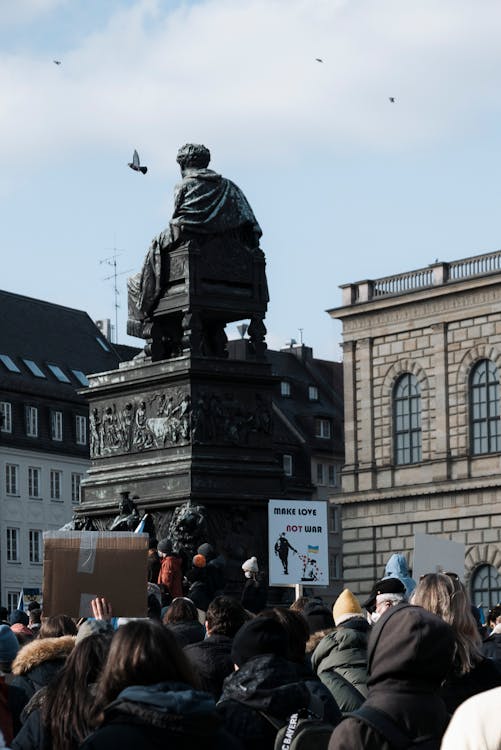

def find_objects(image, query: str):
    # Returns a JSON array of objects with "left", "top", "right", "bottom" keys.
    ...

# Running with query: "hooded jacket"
[
  {"left": 184, "top": 634, "right": 234, "bottom": 699},
  {"left": 10, "top": 636, "right": 75, "bottom": 711},
  {"left": 383, "top": 554, "right": 416, "bottom": 599},
  {"left": 217, "top": 654, "right": 341, "bottom": 750},
  {"left": 80, "top": 681, "right": 239, "bottom": 750},
  {"left": 328, "top": 604, "right": 455, "bottom": 750},
  {"left": 311, "top": 617, "right": 369, "bottom": 713}
]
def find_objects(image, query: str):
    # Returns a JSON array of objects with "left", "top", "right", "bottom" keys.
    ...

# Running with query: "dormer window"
[
  {"left": 308, "top": 385, "right": 318, "bottom": 401},
  {"left": 280, "top": 381, "right": 291, "bottom": 397}
]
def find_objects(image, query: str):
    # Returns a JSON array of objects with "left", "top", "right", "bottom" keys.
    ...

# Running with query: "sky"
[{"left": 2, "top": 0, "right": 501, "bottom": 360}]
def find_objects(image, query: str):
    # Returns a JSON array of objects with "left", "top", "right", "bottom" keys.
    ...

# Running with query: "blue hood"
[{"left": 383, "top": 554, "right": 416, "bottom": 598}]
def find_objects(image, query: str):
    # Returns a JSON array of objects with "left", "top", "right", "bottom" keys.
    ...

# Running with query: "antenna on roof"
[
  {"left": 299, "top": 328, "right": 304, "bottom": 345},
  {"left": 100, "top": 246, "right": 132, "bottom": 344}
]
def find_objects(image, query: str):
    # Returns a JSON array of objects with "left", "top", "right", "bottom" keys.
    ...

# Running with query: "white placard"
[
  {"left": 413, "top": 533, "right": 465, "bottom": 581},
  {"left": 268, "top": 499, "right": 329, "bottom": 586}
]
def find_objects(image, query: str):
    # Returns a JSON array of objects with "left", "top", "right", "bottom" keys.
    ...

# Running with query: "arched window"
[
  {"left": 471, "top": 564, "right": 501, "bottom": 615},
  {"left": 393, "top": 373, "right": 422, "bottom": 465},
  {"left": 470, "top": 359, "right": 501, "bottom": 455}
]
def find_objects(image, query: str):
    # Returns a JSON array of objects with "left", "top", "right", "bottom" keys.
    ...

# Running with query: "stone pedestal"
[{"left": 81, "top": 353, "right": 283, "bottom": 573}]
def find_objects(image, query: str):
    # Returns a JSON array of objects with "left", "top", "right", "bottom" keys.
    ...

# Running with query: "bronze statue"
[
  {"left": 127, "top": 144, "right": 268, "bottom": 359},
  {"left": 109, "top": 491, "right": 140, "bottom": 532}
]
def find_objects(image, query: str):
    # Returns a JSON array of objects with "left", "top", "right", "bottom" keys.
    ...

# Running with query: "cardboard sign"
[
  {"left": 43, "top": 531, "right": 149, "bottom": 618},
  {"left": 268, "top": 499, "right": 329, "bottom": 586}
]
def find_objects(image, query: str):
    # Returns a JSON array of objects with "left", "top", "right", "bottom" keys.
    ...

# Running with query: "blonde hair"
[{"left": 412, "top": 573, "right": 481, "bottom": 674}]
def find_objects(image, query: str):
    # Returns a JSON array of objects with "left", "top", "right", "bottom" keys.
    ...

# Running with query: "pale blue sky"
[{"left": 2, "top": 0, "right": 501, "bottom": 359}]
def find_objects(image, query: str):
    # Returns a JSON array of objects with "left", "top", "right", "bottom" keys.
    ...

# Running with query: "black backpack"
[
  {"left": 260, "top": 693, "right": 336, "bottom": 750},
  {"left": 349, "top": 705, "right": 441, "bottom": 750}
]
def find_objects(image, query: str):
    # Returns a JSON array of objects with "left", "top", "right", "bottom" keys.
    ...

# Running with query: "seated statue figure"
[{"left": 127, "top": 143, "right": 266, "bottom": 357}]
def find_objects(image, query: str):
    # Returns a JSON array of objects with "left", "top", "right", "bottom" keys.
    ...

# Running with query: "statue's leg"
[
  {"left": 182, "top": 311, "right": 203, "bottom": 356},
  {"left": 248, "top": 314, "right": 267, "bottom": 359}
]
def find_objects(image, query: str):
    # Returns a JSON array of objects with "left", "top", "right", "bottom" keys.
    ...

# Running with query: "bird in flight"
[
  {"left": 128, "top": 150, "right": 148, "bottom": 174},
  {"left": 389, "top": 97, "right": 396, "bottom": 103},
  {"left": 315, "top": 58, "right": 324, "bottom": 63},
  {"left": 53, "top": 60, "right": 61, "bottom": 65}
]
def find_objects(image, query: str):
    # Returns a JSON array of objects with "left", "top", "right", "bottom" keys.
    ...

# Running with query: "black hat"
[
  {"left": 9, "top": 609, "right": 29, "bottom": 627},
  {"left": 157, "top": 538, "right": 173, "bottom": 555},
  {"left": 302, "top": 600, "right": 334, "bottom": 634},
  {"left": 231, "top": 617, "right": 287, "bottom": 667},
  {"left": 363, "top": 577, "right": 406, "bottom": 612}
]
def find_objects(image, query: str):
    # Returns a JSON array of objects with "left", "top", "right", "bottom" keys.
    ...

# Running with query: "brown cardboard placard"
[{"left": 43, "top": 531, "right": 149, "bottom": 618}]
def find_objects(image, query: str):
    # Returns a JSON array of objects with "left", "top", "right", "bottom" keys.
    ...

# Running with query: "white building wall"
[{"left": 0, "top": 446, "right": 89, "bottom": 607}]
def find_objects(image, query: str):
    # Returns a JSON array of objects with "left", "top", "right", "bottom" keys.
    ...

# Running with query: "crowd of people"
[{"left": 0, "top": 548, "right": 497, "bottom": 749}]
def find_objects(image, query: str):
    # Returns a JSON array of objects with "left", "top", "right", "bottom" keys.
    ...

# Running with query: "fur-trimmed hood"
[{"left": 11, "top": 635, "right": 75, "bottom": 676}]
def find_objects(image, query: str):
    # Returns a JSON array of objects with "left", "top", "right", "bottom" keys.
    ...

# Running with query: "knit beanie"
[
  {"left": 198, "top": 543, "right": 214, "bottom": 560},
  {"left": 333, "top": 588, "right": 363, "bottom": 626},
  {"left": 242, "top": 556, "right": 259, "bottom": 573},
  {"left": 0, "top": 625, "right": 19, "bottom": 663},
  {"left": 157, "top": 538, "right": 173, "bottom": 555},
  {"left": 231, "top": 617, "right": 287, "bottom": 667},
  {"left": 9, "top": 610, "right": 29, "bottom": 627}
]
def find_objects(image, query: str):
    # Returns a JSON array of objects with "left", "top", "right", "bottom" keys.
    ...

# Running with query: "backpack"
[
  {"left": 260, "top": 693, "right": 336, "bottom": 750},
  {"left": 349, "top": 705, "right": 441, "bottom": 750}
]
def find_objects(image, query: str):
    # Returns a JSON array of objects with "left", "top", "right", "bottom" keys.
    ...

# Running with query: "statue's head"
[{"left": 176, "top": 143, "right": 211, "bottom": 171}]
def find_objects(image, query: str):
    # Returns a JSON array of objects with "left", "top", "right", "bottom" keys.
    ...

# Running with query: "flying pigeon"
[
  {"left": 389, "top": 97, "right": 396, "bottom": 103},
  {"left": 315, "top": 58, "right": 324, "bottom": 63},
  {"left": 128, "top": 150, "right": 147, "bottom": 174},
  {"left": 53, "top": 60, "right": 61, "bottom": 65}
]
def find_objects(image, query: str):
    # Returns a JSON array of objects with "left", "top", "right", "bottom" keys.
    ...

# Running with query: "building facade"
[
  {"left": 329, "top": 251, "right": 501, "bottom": 610},
  {"left": 0, "top": 293, "right": 132, "bottom": 608}
]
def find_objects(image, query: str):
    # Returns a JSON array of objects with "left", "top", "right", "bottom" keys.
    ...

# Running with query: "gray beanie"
[{"left": 0, "top": 624, "right": 19, "bottom": 663}]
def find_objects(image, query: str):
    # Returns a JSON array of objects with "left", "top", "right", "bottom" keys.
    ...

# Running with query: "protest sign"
[
  {"left": 413, "top": 532, "right": 465, "bottom": 581},
  {"left": 268, "top": 499, "right": 329, "bottom": 586}
]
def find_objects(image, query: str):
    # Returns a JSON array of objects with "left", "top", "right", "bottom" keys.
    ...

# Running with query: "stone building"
[{"left": 329, "top": 250, "right": 501, "bottom": 611}]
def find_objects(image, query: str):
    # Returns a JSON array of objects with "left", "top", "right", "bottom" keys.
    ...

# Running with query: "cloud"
[
  {"left": 2, "top": 0, "right": 501, "bottom": 171},
  {"left": 0, "top": 0, "right": 67, "bottom": 25}
]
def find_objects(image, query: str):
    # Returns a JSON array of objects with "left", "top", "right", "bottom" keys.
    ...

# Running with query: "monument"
[{"left": 79, "top": 144, "right": 282, "bottom": 585}]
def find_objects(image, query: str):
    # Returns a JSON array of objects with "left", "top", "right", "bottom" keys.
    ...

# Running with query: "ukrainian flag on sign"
[{"left": 307, "top": 545, "right": 319, "bottom": 554}]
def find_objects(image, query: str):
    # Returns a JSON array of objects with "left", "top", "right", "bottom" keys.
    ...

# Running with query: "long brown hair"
[
  {"left": 93, "top": 620, "right": 196, "bottom": 717},
  {"left": 42, "top": 633, "right": 111, "bottom": 750},
  {"left": 412, "top": 573, "right": 481, "bottom": 674},
  {"left": 39, "top": 614, "right": 77, "bottom": 639}
]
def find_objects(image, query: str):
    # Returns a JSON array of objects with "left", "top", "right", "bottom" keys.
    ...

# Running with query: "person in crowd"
[
  {"left": 328, "top": 603, "right": 456, "bottom": 750},
  {"left": 482, "top": 603, "right": 501, "bottom": 664},
  {"left": 10, "top": 628, "right": 75, "bottom": 711},
  {"left": 382, "top": 553, "right": 416, "bottom": 599},
  {"left": 311, "top": 588, "right": 369, "bottom": 713},
  {"left": 38, "top": 615, "right": 77, "bottom": 639},
  {"left": 163, "top": 597, "right": 205, "bottom": 646},
  {"left": 0, "top": 610, "right": 9, "bottom": 627},
  {"left": 10, "top": 624, "right": 34, "bottom": 648},
  {"left": 80, "top": 620, "right": 238, "bottom": 750},
  {"left": 27, "top": 609, "right": 41, "bottom": 637},
  {"left": 362, "top": 577, "right": 406, "bottom": 624},
  {"left": 198, "top": 543, "right": 226, "bottom": 599},
  {"left": 12, "top": 632, "right": 111, "bottom": 750},
  {"left": 440, "top": 685, "right": 501, "bottom": 750},
  {"left": 184, "top": 596, "right": 249, "bottom": 698},
  {"left": 412, "top": 572, "right": 501, "bottom": 713},
  {"left": 217, "top": 616, "right": 341, "bottom": 750},
  {"left": 240, "top": 556, "right": 267, "bottom": 614},
  {"left": 8, "top": 612, "right": 29, "bottom": 630},
  {"left": 186, "top": 554, "right": 212, "bottom": 613},
  {"left": 157, "top": 538, "right": 183, "bottom": 603},
  {"left": 0, "top": 625, "right": 25, "bottom": 742},
  {"left": 302, "top": 599, "right": 335, "bottom": 654},
  {"left": 259, "top": 608, "right": 309, "bottom": 666},
  {"left": 147, "top": 538, "right": 161, "bottom": 584}
]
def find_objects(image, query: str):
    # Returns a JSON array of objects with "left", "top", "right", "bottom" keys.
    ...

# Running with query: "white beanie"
[{"left": 242, "top": 556, "right": 259, "bottom": 573}]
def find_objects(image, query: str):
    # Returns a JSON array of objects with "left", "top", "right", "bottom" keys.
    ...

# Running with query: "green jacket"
[{"left": 311, "top": 618, "right": 369, "bottom": 714}]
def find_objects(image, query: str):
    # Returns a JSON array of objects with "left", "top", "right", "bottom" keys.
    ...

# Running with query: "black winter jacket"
[
  {"left": 184, "top": 634, "right": 234, "bottom": 699},
  {"left": 328, "top": 604, "right": 456, "bottom": 750},
  {"left": 311, "top": 617, "right": 369, "bottom": 713},
  {"left": 217, "top": 654, "right": 341, "bottom": 750},
  {"left": 10, "top": 636, "right": 75, "bottom": 713},
  {"left": 482, "top": 631, "right": 501, "bottom": 664},
  {"left": 440, "top": 655, "right": 501, "bottom": 714},
  {"left": 165, "top": 620, "right": 205, "bottom": 647},
  {"left": 80, "top": 681, "right": 240, "bottom": 750}
]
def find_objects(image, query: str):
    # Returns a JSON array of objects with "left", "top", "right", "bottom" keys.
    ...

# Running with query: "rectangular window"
[
  {"left": 28, "top": 467, "right": 41, "bottom": 498},
  {"left": 5, "top": 464, "right": 19, "bottom": 495},
  {"left": 282, "top": 454, "right": 293, "bottom": 477},
  {"left": 29, "top": 530, "right": 42, "bottom": 564},
  {"left": 329, "top": 506, "right": 340, "bottom": 533},
  {"left": 316, "top": 463, "right": 325, "bottom": 485},
  {"left": 7, "top": 591, "right": 20, "bottom": 613},
  {"left": 6, "top": 528, "right": 20, "bottom": 562},
  {"left": 51, "top": 411, "right": 63, "bottom": 441},
  {"left": 0, "top": 402, "right": 12, "bottom": 433},
  {"left": 75, "top": 415, "right": 87, "bottom": 445},
  {"left": 315, "top": 418, "right": 331, "bottom": 439},
  {"left": 330, "top": 553, "right": 341, "bottom": 580},
  {"left": 328, "top": 465, "right": 337, "bottom": 487},
  {"left": 308, "top": 385, "right": 319, "bottom": 401},
  {"left": 71, "top": 473, "right": 83, "bottom": 503},
  {"left": 26, "top": 406, "right": 38, "bottom": 437},
  {"left": 50, "top": 469, "right": 62, "bottom": 501},
  {"left": 280, "top": 381, "right": 291, "bottom": 397}
]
